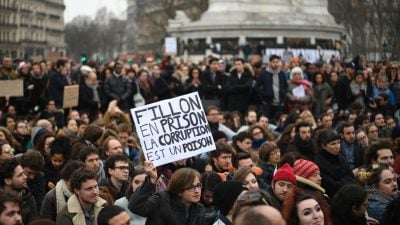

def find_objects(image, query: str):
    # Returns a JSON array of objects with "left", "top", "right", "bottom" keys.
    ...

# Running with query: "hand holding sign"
[{"left": 144, "top": 161, "right": 158, "bottom": 183}]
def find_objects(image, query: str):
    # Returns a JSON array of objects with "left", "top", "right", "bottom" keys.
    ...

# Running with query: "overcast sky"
[{"left": 64, "top": 0, "right": 127, "bottom": 23}]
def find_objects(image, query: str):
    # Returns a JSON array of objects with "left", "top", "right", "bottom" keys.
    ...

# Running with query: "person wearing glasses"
[
  {"left": 100, "top": 155, "right": 130, "bottom": 205},
  {"left": 0, "top": 140, "right": 15, "bottom": 160},
  {"left": 115, "top": 167, "right": 147, "bottom": 225},
  {"left": 128, "top": 161, "right": 205, "bottom": 225}
]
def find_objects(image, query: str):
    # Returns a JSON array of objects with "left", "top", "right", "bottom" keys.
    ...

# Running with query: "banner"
[{"left": 130, "top": 92, "right": 215, "bottom": 167}]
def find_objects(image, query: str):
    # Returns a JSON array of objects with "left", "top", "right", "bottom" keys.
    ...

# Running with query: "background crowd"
[{"left": 0, "top": 53, "right": 400, "bottom": 225}]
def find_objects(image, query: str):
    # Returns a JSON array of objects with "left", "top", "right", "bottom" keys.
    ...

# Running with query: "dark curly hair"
[
  {"left": 70, "top": 168, "right": 97, "bottom": 191},
  {"left": 0, "top": 158, "right": 20, "bottom": 186}
]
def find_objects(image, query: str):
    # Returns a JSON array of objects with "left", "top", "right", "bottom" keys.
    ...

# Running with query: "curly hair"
[
  {"left": 20, "top": 150, "right": 45, "bottom": 171},
  {"left": 70, "top": 168, "right": 97, "bottom": 191},
  {"left": 0, "top": 158, "right": 20, "bottom": 186}
]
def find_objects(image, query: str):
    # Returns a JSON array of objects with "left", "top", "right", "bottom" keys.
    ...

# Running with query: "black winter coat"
[
  {"left": 256, "top": 69, "right": 287, "bottom": 104},
  {"left": 224, "top": 69, "right": 253, "bottom": 114},
  {"left": 129, "top": 177, "right": 206, "bottom": 225},
  {"left": 314, "top": 150, "right": 356, "bottom": 197}
]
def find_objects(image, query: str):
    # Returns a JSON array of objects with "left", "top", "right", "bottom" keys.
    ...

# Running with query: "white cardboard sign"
[{"left": 130, "top": 92, "right": 215, "bottom": 167}]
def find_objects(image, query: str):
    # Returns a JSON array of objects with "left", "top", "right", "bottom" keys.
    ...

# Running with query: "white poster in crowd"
[
  {"left": 165, "top": 37, "right": 177, "bottom": 54},
  {"left": 130, "top": 92, "right": 215, "bottom": 167}
]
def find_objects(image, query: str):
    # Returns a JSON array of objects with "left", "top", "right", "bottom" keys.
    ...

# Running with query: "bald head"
[{"left": 234, "top": 205, "right": 285, "bottom": 225}]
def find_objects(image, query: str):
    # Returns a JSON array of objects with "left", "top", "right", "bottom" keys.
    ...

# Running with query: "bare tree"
[
  {"left": 328, "top": 0, "right": 400, "bottom": 60},
  {"left": 65, "top": 7, "right": 127, "bottom": 60}
]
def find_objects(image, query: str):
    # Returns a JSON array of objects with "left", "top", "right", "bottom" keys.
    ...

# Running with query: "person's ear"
[
  {"left": 108, "top": 167, "right": 114, "bottom": 176},
  {"left": 4, "top": 178, "right": 12, "bottom": 186}
]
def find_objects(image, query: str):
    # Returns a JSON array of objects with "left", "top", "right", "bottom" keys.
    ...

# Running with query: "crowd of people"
[{"left": 0, "top": 52, "right": 400, "bottom": 225}]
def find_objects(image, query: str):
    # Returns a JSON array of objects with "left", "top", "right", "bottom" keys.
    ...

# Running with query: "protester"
[
  {"left": 40, "top": 160, "right": 84, "bottom": 221},
  {"left": 114, "top": 167, "right": 147, "bottom": 225},
  {"left": 3, "top": 53, "right": 400, "bottom": 225},
  {"left": 266, "top": 163, "right": 296, "bottom": 210},
  {"left": 97, "top": 205, "right": 130, "bottom": 225},
  {"left": 56, "top": 168, "right": 107, "bottom": 225},
  {"left": 315, "top": 129, "right": 356, "bottom": 197},
  {"left": 282, "top": 188, "right": 332, "bottom": 225},
  {"left": 128, "top": 161, "right": 206, "bottom": 225},
  {"left": 0, "top": 192, "right": 23, "bottom": 225},
  {"left": 366, "top": 166, "right": 398, "bottom": 222}
]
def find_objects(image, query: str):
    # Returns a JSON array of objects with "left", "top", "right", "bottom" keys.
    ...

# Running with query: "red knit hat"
[
  {"left": 272, "top": 163, "right": 296, "bottom": 185},
  {"left": 294, "top": 159, "right": 320, "bottom": 179}
]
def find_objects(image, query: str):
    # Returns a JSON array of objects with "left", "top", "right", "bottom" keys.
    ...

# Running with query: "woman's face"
[
  {"left": 322, "top": 139, "right": 341, "bottom": 155},
  {"left": 297, "top": 199, "right": 324, "bottom": 225},
  {"left": 16, "top": 122, "right": 28, "bottom": 136},
  {"left": 308, "top": 171, "right": 322, "bottom": 186},
  {"left": 243, "top": 173, "right": 259, "bottom": 190},
  {"left": 355, "top": 74, "right": 364, "bottom": 84},
  {"left": 179, "top": 177, "right": 201, "bottom": 206},
  {"left": 192, "top": 69, "right": 200, "bottom": 79},
  {"left": 315, "top": 74, "right": 323, "bottom": 84},
  {"left": 67, "top": 119, "right": 78, "bottom": 133},
  {"left": 352, "top": 198, "right": 368, "bottom": 218},
  {"left": 268, "top": 148, "right": 281, "bottom": 164},
  {"left": 105, "top": 69, "right": 112, "bottom": 78},
  {"left": 139, "top": 72, "right": 148, "bottom": 82},
  {"left": 370, "top": 76, "right": 376, "bottom": 85},
  {"left": 330, "top": 72, "right": 338, "bottom": 82},
  {"left": 51, "top": 153, "right": 65, "bottom": 170},
  {"left": 378, "top": 169, "right": 398, "bottom": 197},
  {"left": 292, "top": 72, "right": 302, "bottom": 81},
  {"left": 252, "top": 128, "right": 264, "bottom": 140},
  {"left": 44, "top": 137, "right": 55, "bottom": 155},
  {"left": 0, "top": 131, "right": 6, "bottom": 140},
  {"left": 132, "top": 173, "right": 146, "bottom": 192},
  {"left": 0, "top": 144, "right": 14, "bottom": 160}
]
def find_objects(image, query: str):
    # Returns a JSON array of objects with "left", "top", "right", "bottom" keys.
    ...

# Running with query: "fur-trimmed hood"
[{"left": 296, "top": 175, "right": 326, "bottom": 193}]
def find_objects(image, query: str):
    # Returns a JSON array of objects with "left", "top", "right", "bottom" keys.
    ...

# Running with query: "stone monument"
[{"left": 168, "top": 0, "right": 345, "bottom": 61}]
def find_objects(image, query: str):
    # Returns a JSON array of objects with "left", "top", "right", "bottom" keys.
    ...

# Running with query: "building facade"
[{"left": 0, "top": 0, "right": 66, "bottom": 59}]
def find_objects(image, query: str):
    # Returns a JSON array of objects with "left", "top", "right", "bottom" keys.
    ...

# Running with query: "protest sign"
[
  {"left": 165, "top": 37, "right": 177, "bottom": 54},
  {"left": 0, "top": 80, "right": 23, "bottom": 97},
  {"left": 131, "top": 92, "right": 215, "bottom": 167},
  {"left": 63, "top": 85, "right": 79, "bottom": 108}
]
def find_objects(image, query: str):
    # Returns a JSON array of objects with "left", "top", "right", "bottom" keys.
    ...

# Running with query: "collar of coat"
[
  {"left": 67, "top": 194, "right": 107, "bottom": 225},
  {"left": 296, "top": 175, "right": 326, "bottom": 193}
]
